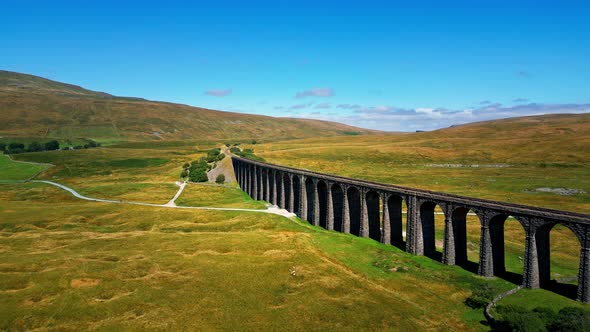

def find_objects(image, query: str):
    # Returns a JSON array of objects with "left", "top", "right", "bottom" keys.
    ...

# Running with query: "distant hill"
[{"left": 0, "top": 70, "right": 375, "bottom": 142}]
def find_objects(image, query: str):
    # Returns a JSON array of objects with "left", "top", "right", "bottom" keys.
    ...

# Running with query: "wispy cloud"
[
  {"left": 337, "top": 104, "right": 361, "bottom": 109},
  {"left": 295, "top": 88, "right": 334, "bottom": 98},
  {"left": 290, "top": 103, "right": 311, "bottom": 110},
  {"left": 479, "top": 100, "right": 492, "bottom": 105},
  {"left": 289, "top": 102, "right": 590, "bottom": 132},
  {"left": 314, "top": 102, "right": 331, "bottom": 109},
  {"left": 205, "top": 89, "right": 232, "bottom": 97},
  {"left": 516, "top": 71, "right": 532, "bottom": 78},
  {"left": 513, "top": 98, "right": 529, "bottom": 103}
]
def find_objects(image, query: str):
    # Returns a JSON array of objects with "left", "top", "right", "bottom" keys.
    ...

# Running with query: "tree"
[
  {"left": 7, "top": 143, "right": 25, "bottom": 154},
  {"left": 215, "top": 174, "right": 225, "bottom": 184},
  {"left": 27, "top": 142, "right": 45, "bottom": 152},
  {"left": 189, "top": 170, "right": 208, "bottom": 182},
  {"left": 45, "top": 140, "right": 60, "bottom": 151}
]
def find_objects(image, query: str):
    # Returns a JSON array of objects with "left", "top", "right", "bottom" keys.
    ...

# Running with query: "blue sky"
[{"left": 2, "top": 0, "right": 589, "bottom": 131}]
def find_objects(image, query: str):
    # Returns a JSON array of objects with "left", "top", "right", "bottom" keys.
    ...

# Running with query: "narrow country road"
[{"left": 32, "top": 180, "right": 296, "bottom": 217}]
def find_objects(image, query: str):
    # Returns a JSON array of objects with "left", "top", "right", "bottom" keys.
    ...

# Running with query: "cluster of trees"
[
  {"left": 180, "top": 148, "right": 227, "bottom": 183},
  {"left": 205, "top": 148, "right": 225, "bottom": 163},
  {"left": 494, "top": 305, "right": 590, "bottom": 331},
  {"left": 1, "top": 140, "right": 60, "bottom": 154},
  {"left": 230, "top": 147, "right": 265, "bottom": 162},
  {"left": 224, "top": 140, "right": 257, "bottom": 147},
  {"left": 0, "top": 139, "right": 101, "bottom": 155},
  {"left": 465, "top": 285, "right": 590, "bottom": 331},
  {"left": 183, "top": 159, "right": 209, "bottom": 182}
]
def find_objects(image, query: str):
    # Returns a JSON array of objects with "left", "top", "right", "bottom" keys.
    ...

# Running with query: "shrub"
[
  {"left": 217, "top": 153, "right": 225, "bottom": 161},
  {"left": 180, "top": 170, "right": 188, "bottom": 178},
  {"left": 532, "top": 307, "right": 557, "bottom": 327},
  {"left": 216, "top": 174, "right": 225, "bottom": 184},
  {"left": 27, "top": 142, "right": 45, "bottom": 152},
  {"left": 205, "top": 148, "right": 222, "bottom": 162},
  {"left": 465, "top": 284, "right": 497, "bottom": 308},
  {"left": 230, "top": 147, "right": 241, "bottom": 154},
  {"left": 45, "top": 140, "right": 60, "bottom": 151},
  {"left": 189, "top": 170, "right": 208, "bottom": 183},
  {"left": 0, "top": 143, "right": 5, "bottom": 152},
  {"left": 7, "top": 143, "right": 25, "bottom": 154},
  {"left": 549, "top": 307, "right": 590, "bottom": 332},
  {"left": 183, "top": 162, "right": 190, "bottom": 169}
]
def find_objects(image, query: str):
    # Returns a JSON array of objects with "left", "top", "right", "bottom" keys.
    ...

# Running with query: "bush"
[
  {"left": 180, "top": 170, "right": 188, "bottom": 178},
  {"left": 230, "top": 147, "right": 241, "bottom": 154},
  {"left": 27, "top": 142, "right": 45, "bottom": 152},
  {"left": 183, "top": 162, "right": 190, "bottom": 169},
  {"left": 189, "top": 170, "right": 208, "bottom": 182},
  {"left": 549, "top": 307, "right": 590, "bottom": 332},
  {"left": 492, "top": 305, "right": 590, "bottom": 332},
  {"left": 465, "top": 284, "right": 497, "bottom": 308},
  {"left": 215, "top": 174, "right": 225, "bottom": 184},
  {"left": 44, "top": 140, "right": 60, "bottom": 151},
  {"left": 217, "top": 153, "right": 225, "bottom": 161},
  {"left": 205, "top": 148, "right": 222, "bottom": 163},
  {"left": 0, "top": 143, "right": 6, "bottom": 152},
  {"left": 7, "top": 143, "right": 25, "bottom": 154},
  {"left": 533, "top": 307, "right": 557, "bottom": 327}
]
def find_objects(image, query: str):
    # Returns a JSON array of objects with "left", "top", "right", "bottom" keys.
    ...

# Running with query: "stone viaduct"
[{"left": 231, "top": 156, "right": 590, "bottom": 303}]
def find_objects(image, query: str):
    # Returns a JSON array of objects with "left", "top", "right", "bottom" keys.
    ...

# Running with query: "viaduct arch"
[{"left": 231, "top": 156, "right": 590, "bottom": 303}]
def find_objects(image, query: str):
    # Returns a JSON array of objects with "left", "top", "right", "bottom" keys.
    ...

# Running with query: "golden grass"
[{"left": 0, "top": 184, "right": 501, "bottom": 331}]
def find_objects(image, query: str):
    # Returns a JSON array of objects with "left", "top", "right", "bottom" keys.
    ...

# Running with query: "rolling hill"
[{"left": 0, "top": 70, "right": 375, "bottom": 142}]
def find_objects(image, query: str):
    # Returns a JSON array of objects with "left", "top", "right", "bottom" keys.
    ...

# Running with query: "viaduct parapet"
[{"left": 231, "top": 156, "right": 590, "bottom": 303}]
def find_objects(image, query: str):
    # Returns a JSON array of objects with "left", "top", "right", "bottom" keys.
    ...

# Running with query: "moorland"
[{"left": 1, "top": 71, "right": 589, "bottom": 331}]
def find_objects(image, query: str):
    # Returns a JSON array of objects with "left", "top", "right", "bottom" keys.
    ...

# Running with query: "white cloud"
[
  {"left": 295, "top": 88, "right": 334, "bottom": 98},
  {"left": 286, "top": 102, "right": 590, "bottom": 132},
  {"left": 204, "top": 89, "right": 232, "bottom": 97}
]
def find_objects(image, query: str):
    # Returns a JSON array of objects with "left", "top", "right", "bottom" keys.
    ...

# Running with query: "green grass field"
[
  {"left": 176, "top": 183, "right": 267, "bottom": 209},
  {"left": 0, "top": 155, "right": 49, "bottom": 182},
  {"left": 1, "top": 180, "right": 510, "bottom": 331},
  {"left": 1, "top": 114, "right": 589, "bottom": 330}
]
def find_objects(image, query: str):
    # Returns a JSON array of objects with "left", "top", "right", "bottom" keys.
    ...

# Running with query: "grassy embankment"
[
  {"left": 1, "top": 143, "right": 517, "bottom": 331},
  {"left": 0, "top": 155, "right": 49, "bottom": 182},
  {"left": 250, "top": 114, "right": 589, "bottom": 305}
]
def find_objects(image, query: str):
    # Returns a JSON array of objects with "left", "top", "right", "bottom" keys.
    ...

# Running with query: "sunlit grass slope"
[
  {"left": 0, "top": 70, "right": 374, "bottom": 142},
  {"left": 1, "top": 182, "right": 510, "bottom": 331},
  {"left": 1, "top": 141, "right": 588, "bottom": 331},
  {"left": 0, "top": 155, "right": 49, "bottom": 182},
  {"left": 253, "top": 113, "right": 590, "bottom": 214}
]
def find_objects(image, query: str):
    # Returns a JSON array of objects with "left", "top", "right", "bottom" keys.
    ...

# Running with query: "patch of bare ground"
[
  {"left": 70, "top": 278, "right": 101, "bottom": 288},
  {"left": 94, "top": 290, "right": 135, "bottom": 303},
  {"left": 1, "top": 281, "right": 33, "bottom": 293},
  {"left": 180, "top": 249, "right": 234, "bottom": 258},
  {"left": 262, "top": 249, "right": 296, "bottom": 258}
]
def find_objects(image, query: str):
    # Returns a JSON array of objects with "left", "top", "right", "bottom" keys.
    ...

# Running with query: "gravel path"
[{"left": 31, "top": 180, "right": 296, "bottom": 217}]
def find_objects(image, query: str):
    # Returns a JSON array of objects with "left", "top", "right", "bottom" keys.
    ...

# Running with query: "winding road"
[{"left": 32, "top": 180, "right": 297, "bottom": 217}]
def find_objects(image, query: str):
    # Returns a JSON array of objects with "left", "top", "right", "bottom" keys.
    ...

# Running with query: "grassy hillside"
[
  {"left": 0, "top": 143, "right": 510, "bottom": 331},
  {"left": 253, "top": 113, "right": 590, "bottom": 213},
  {"left": 0, "top": 70, "right": 374, "bottom": 142},
  {"left": 1, "top": 132, "right": 587, "bottom": 330},
  {"left": 0, "top": 155, "right": 49, "bottom": 182}
]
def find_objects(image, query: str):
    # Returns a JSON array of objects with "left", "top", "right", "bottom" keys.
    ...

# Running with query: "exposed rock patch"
[
  {"left": 70, "top": 278, "right": 101, "bottom": 288},
  {"left": 524, "top": 187, "right": 586, "bottom": 196}
]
